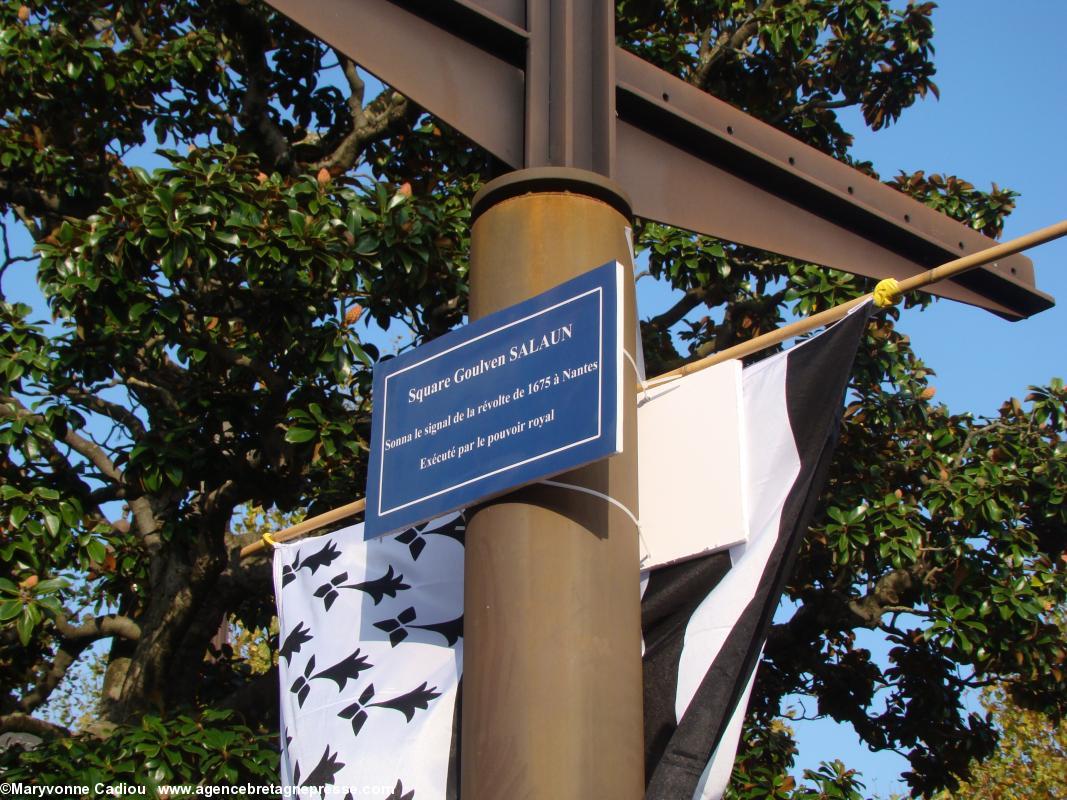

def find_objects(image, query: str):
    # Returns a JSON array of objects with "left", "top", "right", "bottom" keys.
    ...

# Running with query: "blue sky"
[
  {"left": 842, "top": 2, "right": 1067, "bottom": 417},
  {"left": 787, "top": 2, "right": 1067, "bottom": 795}
]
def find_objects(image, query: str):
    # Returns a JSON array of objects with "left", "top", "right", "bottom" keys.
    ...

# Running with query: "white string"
[
  {"left": 538, "top": 478, "right": 650, "bottom": 565},
  {"left": 623, "top": 349, "right": 642, "bottom": 381},
  {"left": 624, "top": 348, "right": 654, "bottom": 403}
]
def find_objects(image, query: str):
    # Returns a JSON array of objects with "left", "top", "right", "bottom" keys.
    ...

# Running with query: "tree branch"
[
  {"left": 847, "top": 569, "right": 920, "bottom": 627},
  {"left": 61, "top": 427, "right": 123, "bottom": 484},
  {"left": 54, "top": 613, "right": 142, "bottom": 642},
  {"left": 228, "top": 5, "right": 292, "bottom": 171},
  {"left": 88, "top": 485, "right": 127, "bottom": 506},
  {"left": 0, "top": 393, "right": 124, "bottom": 485},
  {"left": 769, "top": 567, "right": 927, "bottom": 656},
  {"left": 202, "top": 479, "right": 239, "bottom": 520},
  {"left": 0, "top": 395, "right": 164, "bottom": 565},
  {"left": 128, "top": 495, "right": 162, "bottom": 555},
  {"left": 125, "top": 9, "right": 148, "bottom": 49},
  {"left": 768, "top": 96, "right": 855, "bottom": 127},
  {"left": 0, "top": 712, "right": 70, "bottom": 739},
  {"left": 0, "top": 219, "right": 36, "bottom": 302},
  {"left": 690, "top": 0, "right": 775, "bottom": 90},
  {"left": 338, "top": 51, "right": 366, "bottom": 126},
  {"left": 0, "top": 173, "right": 106, "bottom": 221},
  {"left": 15, "top": 612, "right": 141, "bottom": 715},
  {"left": 16, "top": 643, "right": 85, "bottom": 714},
  {"left": 647, "top": 287, "right": 706, "bottom": 333},
  {"left": 0, "top": 394, "right": 123, "bottom": 512},
  {"left": 0, "top": 178, "right": 65, "bottom": 215},
  {"left": 954, "top": 421, "right": 1000, "bottom": 467},
  {"left": 123, "top": 376, "right": 182, "bottom": 415},
  {"left": 314, "top": 86, "right": 418, "bottom": 173},
  {"left": 202, "top": 340, "right": 285, "bottom": 392},
  {"left": 57, "top": 387, "right": 147, "bottom": 439}
]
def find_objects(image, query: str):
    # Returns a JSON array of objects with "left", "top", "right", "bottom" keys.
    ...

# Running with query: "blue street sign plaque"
[{"left": 364, "top": 261, "right": 625, "bottom": 538}]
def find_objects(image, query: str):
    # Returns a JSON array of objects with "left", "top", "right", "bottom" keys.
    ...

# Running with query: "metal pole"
[{"left": 461, "top": 168, "right": 644, "bottom": 799}]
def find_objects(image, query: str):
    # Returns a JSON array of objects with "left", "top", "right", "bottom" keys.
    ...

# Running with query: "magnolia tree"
[
  {"left": 933, "top": 678, "right": 1067, "bottom": 800},
  {"left": 1, "top": 1, "right": 1064, "bottom": 795}
]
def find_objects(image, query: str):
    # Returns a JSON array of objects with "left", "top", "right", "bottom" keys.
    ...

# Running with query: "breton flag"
[
  {"left": 273, "top": 302, "right": 871, "bottom": 799},
  {"left": 273, "top": 511, "right": 465, "bottom": 799}
]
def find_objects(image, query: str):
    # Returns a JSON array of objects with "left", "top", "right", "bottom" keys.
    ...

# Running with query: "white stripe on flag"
[
  {"left": 675, "top": 343, "right": 800, "bottom": 720},
  {"left": 694, "top": 664, "right": 760, "bottom": 800}
]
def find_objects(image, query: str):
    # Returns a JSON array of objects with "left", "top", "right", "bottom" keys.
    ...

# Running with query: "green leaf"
[
  {"left": 349, "top": 341, "right": 373, "bottom": 367},
  {"left": 86, "top": 539, "right": 107, "bottom": 565},
  {"left": 214, "top": 231, "right": 241, "bottom": 246},
  {"left": 16, "top": 608, "right": 35, "bottom": 645},
  {"left": 284, "top": 427, "right": 316, "bottom": 444},
  {"left": 156, "top": 186, "right": 175, "bottom": 214},
  {"left": 43, "top": 511, "right": 61, "bottom": 537},
  {"left": 0, "top": 599, "right": 22, "bottom": 621},
  {"left": 33, "top": 578, "right": 68, "bottom": 595},
  {"left": 9, "top": 505, "right": 29, "bottom": 528},
  {"left": 142, "top": 470, "right": 162, "bottom": 492},
  {"left": 59, "top": 501, "right": 80, "bottom": 528},
  {"left": 288, "top": 209, "right": 306, "bottom": 235}
]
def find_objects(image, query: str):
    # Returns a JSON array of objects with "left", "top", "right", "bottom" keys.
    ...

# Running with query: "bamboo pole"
[
  {"left": 240, "top": 218, "right": 1066, "bottom": 559},
  {"left": 646, "top": 218, "right": 1067, "bottom": 387},
  {"left": 237, "top": 498, "right": 366, "bottom": 558}
]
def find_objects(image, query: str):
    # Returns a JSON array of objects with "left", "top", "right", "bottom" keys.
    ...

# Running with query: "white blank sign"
[{"left": 637, "top": 360, "right": 748, "bottom": 569}]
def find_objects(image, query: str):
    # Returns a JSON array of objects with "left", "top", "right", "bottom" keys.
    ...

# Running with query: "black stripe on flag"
[
  {"left": 644, "top": 303, "right": 871, "bottom": 800},
  {"left": 642, "top": 550, "right": 733, "bottom": 777}
]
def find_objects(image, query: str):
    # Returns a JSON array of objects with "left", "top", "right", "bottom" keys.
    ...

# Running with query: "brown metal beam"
[
  {"left": 266, "top": 0, "right": 526, "bottom": 167},
  {"left": 265, "top": 0, "right": 1054, "bottom": 318},
  {"left": 614, "top": 50, "right": 1052, "bottom": 319}
]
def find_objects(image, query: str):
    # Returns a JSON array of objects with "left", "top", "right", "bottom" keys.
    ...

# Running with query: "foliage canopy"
[
  {"left": 0, "top": 1, "right": 1064, "bottom": 795},
  {"left": 933, "top": 680, "right": 1067, "bottom": 800}
]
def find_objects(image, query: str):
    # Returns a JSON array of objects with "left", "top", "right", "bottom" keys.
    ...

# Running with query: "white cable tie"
[
  {"left": 624, "top": 349, "right": 655, "bottom": 403},
  {"left": 538, "top": 479, "right": 650, "bottom": 564},
  {"left": 641, "top": 371, "right": 680, "bottom": 391}
]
